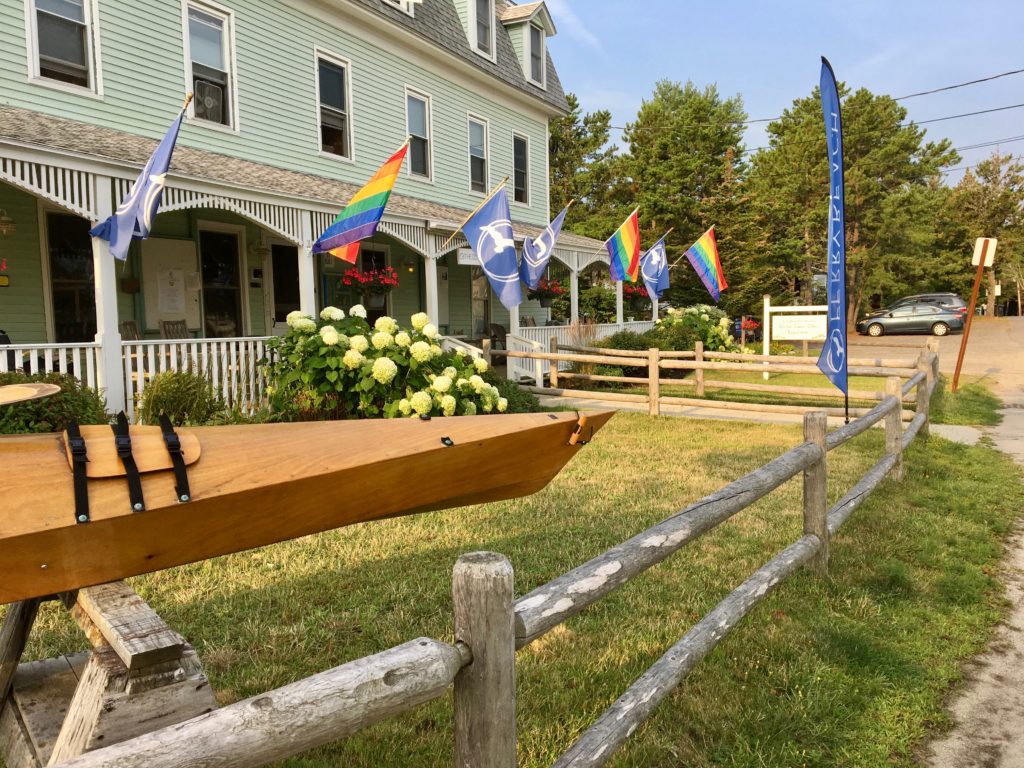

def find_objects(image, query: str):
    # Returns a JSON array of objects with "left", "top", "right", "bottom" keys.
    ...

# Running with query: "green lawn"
[{"left": 5, "top": 413, "right": 1023, "bottom": 767}]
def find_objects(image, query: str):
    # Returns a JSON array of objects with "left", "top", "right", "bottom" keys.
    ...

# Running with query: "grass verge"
[
  {"left": 930, "top": 376, "right": 1004, "bottom": 426},
  {"left": 4, "top": 413, "right": 1022, "bottom": 767}
]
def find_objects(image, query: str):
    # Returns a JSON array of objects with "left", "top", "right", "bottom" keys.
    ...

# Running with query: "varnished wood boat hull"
[{"left": 0, "top": 411, "right": 613, "bottom": 604}]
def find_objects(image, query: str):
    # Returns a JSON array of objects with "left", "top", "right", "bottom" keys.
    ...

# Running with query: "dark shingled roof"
[
  {"left": 350, "top": 0, "right": 568, "bottom": 113},
  {"left": 0, "top": 104, "right": 602, "bottom": 251}
]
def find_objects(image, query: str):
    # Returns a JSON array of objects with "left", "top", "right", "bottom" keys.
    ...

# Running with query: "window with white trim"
[
  {"left": 468, "top": 117, "right": 488, "bottom": 194},
  {"left": 473, "top": 0, "right": 494, "bottom": 57},
  {"left": 512, "top": 133, "right": 529, "bottom": 204},
  {"left": 30, "top": 0, "right": 97, "bottom": 90},
  {"left": 317, "top": 54, "right": 352, "bottom": 159},
  {"left": 528, "top": 23, "right": 545, "bottom": 86},
  {"left": 185, "top": 2, "right": 235, "bottom": 128},
  {"left": 406, "top": 90, "right": 431, "bottom": 179},
  {"left": 382, "top": 0, "right": 414, "bottom": 15}
]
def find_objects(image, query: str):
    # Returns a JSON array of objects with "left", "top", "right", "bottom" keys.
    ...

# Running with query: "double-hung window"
[
  {"left": 186, "top": 3, "right": 235, "bottom": 128},
  {"left": 474, "top": 0, "right": 493, "bottom": 57},
  {"left": 318, "top": 54, "right": 352, "bottom": 159},
  {"left": 406, "top": 90, "right": 431, "bottom": 179},
  {"left": 469, "top": 117, "right": 488, "bottom": 194},
  {"left": 528, "top": 23, "right": 545, "bottom": 86},
  {"left": 31, "top": 0, "right": 97, "bottom": 90},
  {"left": 512, "top": 133, "right": 529, "bottom": 204}
]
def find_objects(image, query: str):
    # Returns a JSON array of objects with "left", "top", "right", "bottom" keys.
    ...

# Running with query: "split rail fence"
[
  {"left": 502, "top": 336, "right": 940, "bottom": 422},
  {"left": 38, "top": 349, "right": 940, "bottom": 768}
]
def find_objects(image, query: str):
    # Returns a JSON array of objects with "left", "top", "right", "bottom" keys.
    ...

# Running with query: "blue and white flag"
[
  {"left": 461, "top": 186, "right": 522, "bottom": 310},
  {"left": 90, "top": 109, "right": 186, "bottom": 261},
  {"left": 639, "top": 237, "right": 670, "bottom": 303},
  {"left": 817, "top": 57, "right": 848, "bottom": 396},
  {"left": 520, "top": 204, "right": 569, "bottom": 290}
]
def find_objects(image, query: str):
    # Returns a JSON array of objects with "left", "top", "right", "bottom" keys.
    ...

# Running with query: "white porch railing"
[
  {"left": 509, "top": 320, "right": 657, "bottom": 382},
  {"left": 439, "top": 335, "right": 485, "bottom": 358},
  {"left": 0, "top": 342, "right": 102, "bottom": 389},
  {"left": 121, "top": 337, "right": 273, "bottom": 421}
]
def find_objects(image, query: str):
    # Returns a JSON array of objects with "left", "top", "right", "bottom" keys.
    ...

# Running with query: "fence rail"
[{"left": 0, "top": 342, "right": 102, "bottom": 390}]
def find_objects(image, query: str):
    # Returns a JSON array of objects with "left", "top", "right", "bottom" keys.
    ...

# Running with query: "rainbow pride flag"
[
  {"left": 313, "top": 141, "right": 409, "bottom": 263},
  {"left": 684, "top": 226, "right": 727, "bottom": 302},
  {"left": 606, "top": 209, "right": 640, "bottom": 282}
]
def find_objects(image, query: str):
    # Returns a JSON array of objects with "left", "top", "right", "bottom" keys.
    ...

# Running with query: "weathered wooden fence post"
[
  {"left": 648, "top": 348, "right": 660, "bottom": 417},
  {"left": 549, "top": 336, "right": 559, "bottom": 388},
  {"left": 916, "top": 352, "right": 932, "bottom": 438},
  {"left": 885, "top": 377, "right": 905, "bottom": 481},
  {"left": 694, "top": 341, "right": 705, "bottom": 398},
  {"left": 926, "top": 338, "right": 940, "bottom": 388},
  {"left": 453, "top": 552, "right": 516, "bottom": 768},
  {"left": 802, "top": 411, "right": 829, "bottom": 577},
  {"left": 481, "top": 338, "right": 492, "bottom": 367}
]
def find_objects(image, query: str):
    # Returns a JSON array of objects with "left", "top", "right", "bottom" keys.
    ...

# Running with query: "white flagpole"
[{"left": 437, "top": 176, "right": 510, "bottom": 253}]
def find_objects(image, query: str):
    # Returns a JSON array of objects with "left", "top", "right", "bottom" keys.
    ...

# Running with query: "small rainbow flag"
[
  {"left": 313, "top": 141, "right": 409, "bottom": 263},
  {"left": 684, "top": 226, "right": 727, "bottom": 302},
  {"left": 606, "top": 208, "right": 640, "bottom": 282}
]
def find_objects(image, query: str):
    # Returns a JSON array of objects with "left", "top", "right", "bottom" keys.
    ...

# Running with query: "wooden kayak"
[{"left": 0, "top": 410, "right": 613, "bottom": 604}]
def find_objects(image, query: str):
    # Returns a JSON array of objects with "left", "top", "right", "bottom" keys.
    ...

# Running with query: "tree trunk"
[
  {"left": 987, "top": 269, "right": 997, "bottom": 316},
  {"left": 1017, "top": 280, "right": 1022, "bottom": 317}
]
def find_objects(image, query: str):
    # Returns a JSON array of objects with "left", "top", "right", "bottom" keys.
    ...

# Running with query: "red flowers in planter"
[
  {"left": 623, "top": 283, "right": 649, "bottom": 299},
  {"left": 527, "top": 277, "right": 567, "bottom": 301},
  {"left": 340, "top": 266, "right": 400, "bottom": 295},
  {"left": 740, "top": 318, "right": 761, "bottom": 331}
]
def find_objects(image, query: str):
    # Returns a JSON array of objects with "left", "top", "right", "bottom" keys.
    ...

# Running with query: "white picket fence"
[
  {"left": 509, "top": 321, "right": 657, "bottom": 382},
  {"left": 0, "top": 342, "right": 102, "bottom": 389},
  {"left": 121, "top": 337, "right": 272, "bottom": 421}
]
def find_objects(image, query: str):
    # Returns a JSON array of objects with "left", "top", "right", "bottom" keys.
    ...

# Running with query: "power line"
[
  {"left": 737, "top": 129, "right": 1024, "bottom": 159},
  {"left": 893, "top": 67, "right": 1024, "bottom": 100}
]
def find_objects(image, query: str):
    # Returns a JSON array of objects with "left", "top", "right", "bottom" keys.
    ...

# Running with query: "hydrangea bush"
[
  {"left": 652, "top": 305, "right": 741, "bottom": 353},
  {"left": 264, "top": 306, "right": 508, "bottom": 420}
]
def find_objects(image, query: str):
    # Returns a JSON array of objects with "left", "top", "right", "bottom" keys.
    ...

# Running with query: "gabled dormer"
[
  {"left": 500, "top": 1, "right": 556, "bottom": 89},
  {"left": 453, "top": 0, "right": 499, "bottom": 62}
]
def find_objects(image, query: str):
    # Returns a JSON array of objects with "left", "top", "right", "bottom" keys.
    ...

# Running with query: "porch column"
[
  {"left": 424, "top": 254, "right": 439, "bottom": 324},
  {"left": 615, "top": 281, "right": 624, "bottom": 326},
  {"left": 90, "top": 174, "right": 126, "bottom": 414},
  {"left": 569, "top": 269, "right": 579, "bottom": 324},
  {"left": 652, "top": 297, "right": 659, "bottom": 322},
  {"left": 299, "top": 213, "right": 316, "bottom": 315},
  {"left": 509, "top": 304, "right": 520, "bottom": 335}
]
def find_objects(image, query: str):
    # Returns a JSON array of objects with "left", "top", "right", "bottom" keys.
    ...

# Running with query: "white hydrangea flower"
[
  {"left": 410, "top": 391, "right": 432, "bottom": 415},
  {"left": 469, "top": 374, "right": 486, "bottom": 393},
  {"left": 430, "top": 344, "right": 442, "bottom": 357},
  {"left": 371, "top": 356, "right": 398, "bottom": 385},
  {"left": 286, "top": 310, "right": 311, "bottom": 327},
  {"left": 473, "top": 357, "right": 489, "bottom": 373},
  {"left": 460, "top": 400, "right": 477, "bottom": 416},
  {"left": 454, "top": 348, "right": 466, "bottom": 357},
  {"left": 497, "top": 397, "right": 508, "bottom": 413},
  {"left": 719, "top": 317, "right": 730, "bottom": 328},
  {"left": 319, "top": 326, "right": 340, "bottom": 346},
  {"left": 336, "top": 334, "right": 351, "bottom": 349},
  {"left": 320, "top": 306, "right": 345, "bottom": 321},
  {"left": 700, "top": 314, "right": 709, "bottom": 322},
  {"left": 410, "top": 341, "right": 432, "bottom": 363},
  {"left": 481, "top": 398, "right": 494, "bottom": 413},
  {"left": 371, "top": 331, "right": 394, "bottom": 350},
  {"left": 440, "top": 394, "right": 457, "bottom": 416},
  {"left": 374, "top": 316, "right": 398, "bottom": 334},
  {"left": 456, "top": 378, "right": 470, "bottom": 392},
  {"left": 410, "top": 312, "right": 430, "bottom": 331},
  {"left": 422, "top": 323, "right": 438, "bottom": 339},
  {"left": 342, "top": 349, "right": 364, "bottom": 370},
  {"left": 350, "top": 334, "right": 369, "bottom": 353},
  {"left": 443, "top": 366, "right": 458, "bottom": 379},
  {"left": 395, "top": 331, "right": 412, "bottom": 348},
  {"left": 431, "top": 375, "right": 453, "bottom": 393},
  {"left": 349, "top": 304, "right": 367, "bottom": 319},
  {"left": 398, "top": 398, "right": 412, "bottom": 416},
  {"left": 293, "top": 317, "right": 317, "bottom": 333}
]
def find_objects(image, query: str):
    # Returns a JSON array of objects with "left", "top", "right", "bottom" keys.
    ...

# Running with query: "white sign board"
[
  {"left": 457, "top": 248, "right": 478, "bottom": 267},
  {"left": 972, "top": 237, "right": 997, "bottom": 266},
  {"left": 772, "top": 314, "right": 827, "bottom": 341}
]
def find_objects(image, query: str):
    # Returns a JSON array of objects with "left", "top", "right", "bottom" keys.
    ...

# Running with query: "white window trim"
[
  {"left": 467, "top": 0, "right": 496, "bottom": 63},
  {"left": 404, "top": 85, "right": 434, "bottom": 184},
  {"left": 313, "top": 47, "right": 356, "bottom": 164},
  {"left": 197, "top": 219, "right": 250, "bottom": 336},
  {"left": 181, "top": 0, "right": 241, "bottom": 134},
  {"left": 23, "top": 0, "right": 104, "bottom": 98},
  {"left": 381, "top": 0, "right": 415, "bottom": 16},
  {"left": 467, "top": 113, "right": 489, "bottom": 197},
  {"left": 525, "top": 22, "right": 546, "bottom": 89},
  {"left": 511, "top": 131, "right": 530, "bottom": 207}
]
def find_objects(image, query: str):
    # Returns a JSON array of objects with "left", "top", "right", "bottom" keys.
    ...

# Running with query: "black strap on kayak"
[
  {"left": 111, "top": 411, "right": 145, "bottom": 512},
  {"left": 66, "top": 420, "right": 90, "bottom": 524},
  {"left": 158, "top": 414, "right": 192, "bottom": 503}
]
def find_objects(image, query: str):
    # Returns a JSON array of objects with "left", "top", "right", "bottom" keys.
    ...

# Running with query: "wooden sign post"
[{"left": 952, "top": 237, "right": 997, "bottom": 393}]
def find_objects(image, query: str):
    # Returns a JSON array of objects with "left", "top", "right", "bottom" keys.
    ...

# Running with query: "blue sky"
[{"left": 544, "top": 0, "right": 1024, "bottom": 181}]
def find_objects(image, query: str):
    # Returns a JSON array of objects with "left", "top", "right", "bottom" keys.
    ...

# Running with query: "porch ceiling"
[{"left": 0, "top": 105, "right": 604, "bottom": 255}]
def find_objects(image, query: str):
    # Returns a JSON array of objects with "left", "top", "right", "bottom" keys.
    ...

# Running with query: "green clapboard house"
[{"left": 0, "top": 0, "right": 651, "bottom": 413}]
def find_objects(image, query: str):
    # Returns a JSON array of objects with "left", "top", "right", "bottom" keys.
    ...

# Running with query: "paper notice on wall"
[
  {"left": 185, "top": 271, "right": 201, "bottom": 292},
  {"left": 158, "top": 268, "right": 186, "bottom": 315}
]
